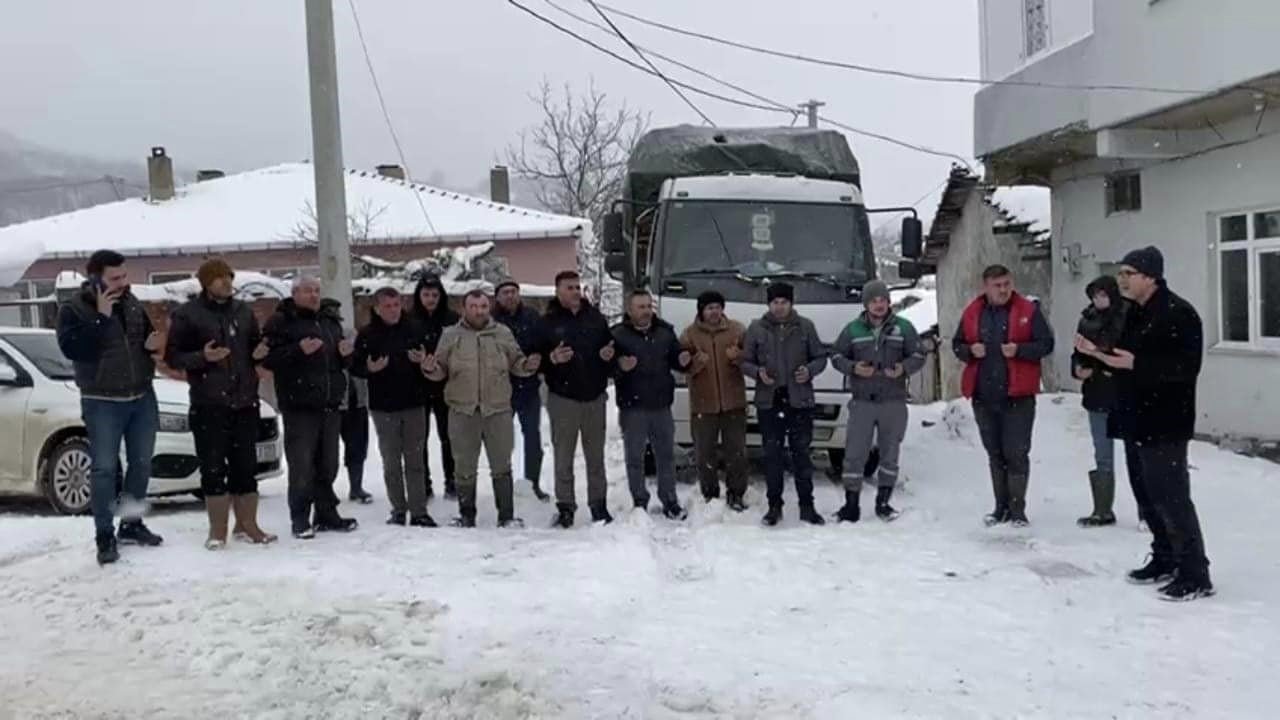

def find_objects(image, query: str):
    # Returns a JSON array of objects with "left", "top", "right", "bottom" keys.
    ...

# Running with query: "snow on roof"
[
  {"left": 989, "top": 186, "right": 1051, "bottom": 239},
  {"left": 0, "top": 163, "right": 587, "bottom": 261},
  {"left": 891, "top": 287, "right": 938, "bottom": 332},
  {"left": 0, "top": 233, "right": 44, "bottom": 286}
]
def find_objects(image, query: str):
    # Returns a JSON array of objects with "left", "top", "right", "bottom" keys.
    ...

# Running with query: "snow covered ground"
[{"left": 1, "top": 396, "right": 1277, "bottom": 719}]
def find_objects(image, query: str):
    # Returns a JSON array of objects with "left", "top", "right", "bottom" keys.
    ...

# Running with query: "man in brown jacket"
[
  {"left": 680, "top": 291, "right": 749, "bottom": 511},
  {"left": 423, "top": 289, "right": 541, "bottom": 528}
]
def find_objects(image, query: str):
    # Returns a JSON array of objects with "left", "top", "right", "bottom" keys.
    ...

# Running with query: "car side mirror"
[
  {"left": 602, "top": 211, "right": 625, "bottom": 254},
  {"left": 0, "top": 363, "right": 23, "bottom": 386},
  {"left": 900, "top": 217, "right": 923, "bottom": 259},
  {"left": 604, "top": 252, "right": 629, "bottom": 282}
]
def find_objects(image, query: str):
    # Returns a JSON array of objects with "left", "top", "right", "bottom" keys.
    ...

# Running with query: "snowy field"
[{"left": 1, "top": 395, "right": 1277, "bottom": 719}]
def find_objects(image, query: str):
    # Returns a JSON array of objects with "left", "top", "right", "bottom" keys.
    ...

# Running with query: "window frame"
[
  {"left": 1022, "top": 0, "right": 1052, "bottom": 61},
  {"left": 1214, "top": 207, "right": 1280, "bottom": 352},
  {"left": 148, "top": 271, "right": 194, "bottom": 285},
  {"left": 1105, "top": 171, "right": 1142, "bottom": 215}
]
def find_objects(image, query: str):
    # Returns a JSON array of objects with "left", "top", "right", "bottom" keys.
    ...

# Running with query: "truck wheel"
[{"left": 42, "top": 437, "right": 94, "bottom": 515}]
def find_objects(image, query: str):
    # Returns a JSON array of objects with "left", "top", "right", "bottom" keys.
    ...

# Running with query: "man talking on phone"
[{"left": 56, "top": 249, "right": 165, "bottom": 565}]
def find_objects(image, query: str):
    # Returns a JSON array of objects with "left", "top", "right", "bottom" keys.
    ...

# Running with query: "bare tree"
[
  {"left": 290, "top": 198, "right": 390, "bottom": 245},
  {"left": 505, "top": 80, "right": 649, "bottom": 306}
]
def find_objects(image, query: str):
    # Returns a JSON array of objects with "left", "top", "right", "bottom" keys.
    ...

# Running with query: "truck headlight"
[{"left": 158, "top": 412, "right": 190, "bottom": 433}]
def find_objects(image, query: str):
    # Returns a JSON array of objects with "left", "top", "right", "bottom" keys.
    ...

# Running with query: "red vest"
[{"left": 960, "top": 292, "right": 1041, "bottom": 399}]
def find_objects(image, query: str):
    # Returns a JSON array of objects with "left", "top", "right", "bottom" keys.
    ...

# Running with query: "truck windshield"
[{"left": 660, "top": 200, "right": 871, "bottom": 284}]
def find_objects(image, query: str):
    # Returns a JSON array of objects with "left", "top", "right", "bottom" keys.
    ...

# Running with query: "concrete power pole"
[
  {"left": 799, "top": 99, "right": 825, "bottom": 129},
  {"left": 305, "top": 0, "right": 354, "bottom": 330}
]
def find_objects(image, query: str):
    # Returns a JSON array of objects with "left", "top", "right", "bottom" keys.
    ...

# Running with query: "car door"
[{"left": 0, "top": 346, "right": 32, "bottom": 490}]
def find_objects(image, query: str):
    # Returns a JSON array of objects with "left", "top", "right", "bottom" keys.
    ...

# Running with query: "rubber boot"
[
  {"left": 985, "top": 466, "right": 1011, "bottom": 526},
  {"left": 204, "top": 495, "right": 231, "bottom": 550},
  {"left": 232, "top": 493, "right": 278, "bottom": 544},
  {"left": 1007, "top": 474, "right": 1030, "bottom": 526},
  {"left": 1078, "top": 471, "right": 1117, "bottom": 527},
  {"left": 835, "top": 490, "right": 861, "bottom": 523}
]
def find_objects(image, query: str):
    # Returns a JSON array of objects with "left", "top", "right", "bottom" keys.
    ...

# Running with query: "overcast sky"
[{"left": 0, "top": 0, "right": 978, "bottom": 211}]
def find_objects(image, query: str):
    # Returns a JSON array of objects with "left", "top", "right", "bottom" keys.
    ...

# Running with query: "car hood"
[{"left": 61, "top": 376, "right": 279, "bottom": 419}]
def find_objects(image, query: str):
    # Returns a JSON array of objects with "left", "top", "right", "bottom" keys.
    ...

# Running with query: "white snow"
[
  {"left": 2, "top": 396, "right": 1277, "bottom": 718},
  {"left": 990, "top": 185, "right": 1052, "bottom": 239},
  {"left": 0, "top": 163, "right": 587, "bottom": 260},
  {"left": 891, "top": 287, "right": 938, "bottom": 333},
  {"left": 0, "top": 232, "right": 44, "bottom": 286}
]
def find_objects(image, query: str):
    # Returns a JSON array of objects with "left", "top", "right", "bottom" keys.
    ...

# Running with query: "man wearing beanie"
[
  {"left": 165, "top": 258, "right": 277, "bottom": 549},
  {"left": 1076, "top": 245, "right": 1213, "bottom": 601},
  {"left": 741, "top": 282, "right": 829, "bottom": 526},
  {"left": 952, "top": 264, "right": 1054, "bottom": 527},
  {"left": 680, "top": 290, "right": 749, "bottom": 510},
  {"left": 493, "top": 278, "right": 550, "bottom": 501},
  {"left": 831, "top": 279, "right": 925, "bottom": 522}
]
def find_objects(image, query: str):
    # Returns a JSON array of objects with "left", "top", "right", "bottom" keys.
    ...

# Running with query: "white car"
[{"left": 0, "top": 327, "right": 284, "bottom": 514}]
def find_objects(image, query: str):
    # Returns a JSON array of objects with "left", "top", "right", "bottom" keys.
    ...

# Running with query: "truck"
[{"left": 601, "top": 125, "right": 924, "bottom": 473}]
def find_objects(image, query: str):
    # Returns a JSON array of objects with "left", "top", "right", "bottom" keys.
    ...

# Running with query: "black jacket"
[
  {"left": 493, "top": 301, "right": 543, "bottom": 396},
  {"left": 1110, "top": 283, "right": 1202, "bottom": 444},
  {"left": 1071, "top": 276, "right": 1131, "bottom": 413},
  {"left": 536, "top": 298, "right": 614, "bottom": 402},
  {"left": 350, "top": 313, "right": 428, "bottom": 412},
  {"left": 56, "top": 286, "right": 156, "bottom": 399},
  {"left": 262, "top": 298, "right": 350, "bottom": 412},
  {"left": 408, "top": 275, "right": 459, "bottom": 397},
  {"left": 165, "top": 294, "right": 262, "bottom": 410},
  {"left": 610, "top": 316, "right": 687, "bottom": 410}
]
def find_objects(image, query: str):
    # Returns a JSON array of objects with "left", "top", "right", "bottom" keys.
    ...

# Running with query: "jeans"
[
  {"left": 1087, "top": 411, "right": 1114, "bottom": 475},
  {"left": 82, "top": 390, "right": 158, "bottom": 535},
  {"left": 513, "top": 389, "right": 544, "bottom": 483},
  {"left": 758, "top": 404, "right": 815, "bottom": 508},
  {"left": 619, "top": 407, "right": 677, "bottom": 508},
  {"left": 189, "top": 404, "right": 260, "bottom": 497},
  {"left": 1125, "top": 439, "right": 1211, "bottom": 582},
  {"left": 283, "top": 410, "right": 342, "bottom": 532}
]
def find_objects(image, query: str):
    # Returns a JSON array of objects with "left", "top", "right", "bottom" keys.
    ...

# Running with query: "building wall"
[
  {"left": 1048, "top": 117, "right": 1280, "bottom": 441},
  {"left": 979, "top": 0, "right": 1094, "bottom": 81},
  {"left": 936, "top": 192, "right": 1055, "bottom": 400}
]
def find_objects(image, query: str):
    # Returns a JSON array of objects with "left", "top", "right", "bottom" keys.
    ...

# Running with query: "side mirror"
[
  {"left": 0, "top": 363, "right": 21, "bottom": 386},
  {"left": 604, "top": 253, "right": 629, "bottom": 282},
  {"left": 897, "top": 260, "right": 924, "bottom": 280},
  {"left": 900, "top": 217, "right": 923, "bottom": 259},
  {"left": 602, "top": 211, "right": 625, "bottom": 254}
]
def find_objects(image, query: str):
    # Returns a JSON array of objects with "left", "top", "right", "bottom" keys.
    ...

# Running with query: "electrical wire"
[
  {"left": 873, "top": 177, "right": 951, "bottom": 235},
  {"left": 0, "top": 176, "right": 135, "bottom": 196},
  {"left": 583, "top": 0, "right": 715, "bottom": 126},
  {"left": 346, "top": 0, "right": 438, "bottom": 235}
]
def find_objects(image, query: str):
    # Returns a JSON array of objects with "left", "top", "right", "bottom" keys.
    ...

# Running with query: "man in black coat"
[
  {"left": 1077, "top": 246, "right": 1213, "bottom": 601},
  {"left": 262, "top": 276, "right": 358, "bottom": 538},
  {"left": 493, "top": 278, "right": 549, "bottom": 501},
  {"left": 166, "top": 259, "right": 277, "bottom": 549},
  {"left": 409, "top": 274, "right": 458, "bottom": 499},
  {"left": 612, "top": 290, "right": 692, "bottom": 520},
  {"left": 537, "top": 270, "right": 616, "bottom": 528}
]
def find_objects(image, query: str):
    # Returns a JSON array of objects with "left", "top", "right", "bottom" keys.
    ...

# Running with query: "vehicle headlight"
[{"left": 158, "top": 412, "right": 190, "bottom": 433}]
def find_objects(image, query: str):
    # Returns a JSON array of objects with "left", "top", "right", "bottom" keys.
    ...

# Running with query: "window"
[
  {"left": 1216, "top": 209, "right": 1280, "bottom": 348},
  {"left": 149, "top": 271, "right": 193, "bottom": 285},
  {"left": 1023, "top": 0, "right": 1050, "bottom": 58},
  {"left": 1105, "top": 172, "right": 1142, "bottom": 215}
]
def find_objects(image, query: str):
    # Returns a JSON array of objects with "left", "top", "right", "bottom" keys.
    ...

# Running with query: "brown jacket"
[{"left": 680, "top": 317, "right": 748, "bottom": 414}]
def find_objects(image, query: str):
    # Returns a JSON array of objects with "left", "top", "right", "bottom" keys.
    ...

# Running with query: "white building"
[{"left": 975, "top": 0, "right": 1280, "bottom": 442}]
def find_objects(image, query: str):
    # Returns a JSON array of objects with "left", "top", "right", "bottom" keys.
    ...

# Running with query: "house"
[
  {"left": 922, "top": 167, "right": 1054, "bottom": 400},
  {"left": 975, "top": 0, "right": 1280, "bottom": 442},
  {"left": 0, "top": 149, "right": 587, "bottom": 327}
]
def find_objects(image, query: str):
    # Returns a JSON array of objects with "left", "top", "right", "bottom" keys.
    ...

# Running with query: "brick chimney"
[
  {"left": 490, "top": 165, "right": 511, "bottom": 204},
  {"left": 196, "top": 169, "right": 225, "bottom": 182},
  {"left": 376, "top": 164, "right": 406, "bottom": 180},
  {"left": 147, "top": 146, "right": 175, "bottom": 201}
]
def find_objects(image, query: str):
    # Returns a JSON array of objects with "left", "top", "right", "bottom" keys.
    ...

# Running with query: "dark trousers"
[
  {"left": 620, "top": 406, "right": 678, "bottom": 508},
  {"left": 340, "top": 406, "right": 370, "bottom": 495},
  {"left": 513, "top": 389, "right": 544, "bottom": 483},
  {"left": 1124, "top": 439, "right": 1211, "bottom": 582},
  {"left": 283, "top": 409, "right": 342, "bottom": 532},
  {"left": 691, "top": 409, "right": 748, "bottom": 499},
  {"left": 190, "top": 404, "right": 259, "bottom": 497},
  {"left": 973, "top": 397, "right": 1036, "bottom": 515},
  {"left": 423, "top": 394, "right": 455, "bottom": 490},
  {"left": 759, "top": 404, "right": 815, "bottom": 508}
]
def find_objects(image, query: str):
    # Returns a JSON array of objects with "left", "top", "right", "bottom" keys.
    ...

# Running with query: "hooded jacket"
[
  {"left": 535, "top": 297, "right": 614, "bottom": 402},
  {"left": 350, "top": 311, "right": 428, "bottom": 413},
  {"left": 165, "top": 293, "right": 262, "bottom": 409},
  {"left": 261, "top": 298, "right": 350, "bottom": 412},
  {"left": 740, "top": 310, "right": 828, "bottom": 409},
  {"left": 430, "top": 317, "right": 534, "bottom": 416},
  {"left": 408, "top": 275, "right": 459, "bottom": 397},
  {"left": 1072, "top": 276, "right": 1132, "bottom": 413},
  {"left": 610, "top": 315, "right": 687, "bottom": 410},
  {"left": 831, "top": 310, "right": 925, "bottom": 403},
  {"left": 56, "top": 285, "right": 156, "bottom": 400},
  {"left": 680, "top": 316, "right": 748, "bottom": 415}
]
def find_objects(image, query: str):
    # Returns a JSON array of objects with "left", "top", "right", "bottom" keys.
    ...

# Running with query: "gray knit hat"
[{"left": 862, "top": 279, "right": 891, "bottom": 306}]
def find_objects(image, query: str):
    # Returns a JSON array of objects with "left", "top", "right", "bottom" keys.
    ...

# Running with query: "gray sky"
[{"left": 0, "top": 0, "right": 978, "bottom": 211}]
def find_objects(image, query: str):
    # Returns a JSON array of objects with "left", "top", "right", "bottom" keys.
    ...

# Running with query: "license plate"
[{"left": 256, "top": 443, "right": 278, "bottom": 463}]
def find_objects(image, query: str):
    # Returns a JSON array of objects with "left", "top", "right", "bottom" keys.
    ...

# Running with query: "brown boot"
[
  {"left": 232, "top": 493, "right": 278, "bottom": 545},
  {"left": 204, "top": 495, "right": 231, "bottom": 550}
]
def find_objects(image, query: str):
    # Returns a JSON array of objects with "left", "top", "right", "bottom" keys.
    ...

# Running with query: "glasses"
[{"left": 1116, "top": 269, "right": 1141, "bottom": 278}]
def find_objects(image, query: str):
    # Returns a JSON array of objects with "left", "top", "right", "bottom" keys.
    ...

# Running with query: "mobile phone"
[{"left": 90, "top": 274, "right": 107, "bottom": 293}]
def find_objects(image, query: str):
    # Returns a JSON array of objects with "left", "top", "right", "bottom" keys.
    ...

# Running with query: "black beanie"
[
  {"left": 494, "top": 277, "right": 519, "bottom": 293},
  {"left": 766, "top": 282, "right": 794, "bottom": 304},
  {"left": 1120, "top": 246, "right": 1164, "bottom": 279},
  {"left": 696, "top": 290, "right": 725, "bottom": 315}
]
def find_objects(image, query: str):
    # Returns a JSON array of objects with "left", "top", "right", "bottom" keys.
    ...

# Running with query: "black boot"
[
  {"left": 444, "top": 479, "right": 457, "bottom": 500},
  {"left": 761, "top": 504, "right": 783, "bottom": 527},
  {"left": 1127, "top": 555, "right": 1177, "bottom": 585},
  {"left": 1007, "top": 474, "right": 1030, "bottom": 527},
  {"left": 450, "top": 514, "right": 476, "bottom": 528},
  {"left": 529, "top": 478, "right": 550, "bottom": 502},
  {"left": 589, "top": 501, "right": 614, "bottom": 525},
  {"left": 1158, "top": 576, "right": 1215, "bottom": 602},
  {"left": 875, "top": 486, "right": 900, "bottom": 521},
  {"left": 117, "top": 520, "right": 163, "bottom": 547},
  {"left": 387, "top": 510, "right": 407, "bottom": 526},
  {"left": 726, "top": 492, "right": 747, "bottom": 513},
  {"left": 314, "top": 508, "right": 358, "bottom": 533},
  {"left": 984, "top": 506, "right": 1010, "bottom": 527},
  {"left": 348, "top": 466, "right": 373, "bottom": 504},
  {"left": 799, "top": 504, "right": 826, "bottom": 526},
  {"left": 553, "top": 504, "right": 575, "bottom": 529},
  {"left": 1077, "top": 470, "right": 1116, "bottom": 527},
  {"left": 410, "top": 512, "right": 437, "bottom": 528},
  {"left": 836, "top": 491, "right": 860, "bottom": 523},
  {"left": 662, "top": 501, "right": 687, "bottom": 521},
  {"left": 95, "top": 531, "right": 119, "bottom": 565}
]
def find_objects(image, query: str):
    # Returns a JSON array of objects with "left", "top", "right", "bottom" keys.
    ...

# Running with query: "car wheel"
[{"left": 43, "top": 437, "right": 94, "bottom": 515}]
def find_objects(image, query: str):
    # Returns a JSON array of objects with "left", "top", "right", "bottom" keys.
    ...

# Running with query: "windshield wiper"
[
  {"left": 666, "top": 268, "right": 761, "bottom": 285},
  {"left": 747, "top": 270, "right": 847, "bottom": 289}
]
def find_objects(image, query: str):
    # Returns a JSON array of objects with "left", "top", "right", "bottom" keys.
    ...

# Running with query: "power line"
[
  {"left": 346, "top": 0, "right": 438, "bottom": 235},
  {"left": 0, "top": 175, "right": 138, "bottom": 197},
  {"left": 583, "top": 0, "right": 715, "bottom": 126},
  {"left": 594, "top": 2, "right": 1261, "bottom": 98},
  {"left": 873, "top": 177, "right": 950, "bottom": 235}
]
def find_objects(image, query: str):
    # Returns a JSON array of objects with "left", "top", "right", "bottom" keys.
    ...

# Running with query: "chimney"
[
  {"left": 196, "top": 169, "right": 225, "bottom": 182},
  {"left": 147, "top": 146, "right": 175, "bottom": 201},
  {"left": 376, "top": 164, "right": 406, "bottom": 180},
  {"left": 490, "top": 165, "right": 511, "bottom": 204}
]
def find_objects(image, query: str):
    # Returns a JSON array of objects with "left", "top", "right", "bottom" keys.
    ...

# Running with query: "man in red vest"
[{"left": 952, "top": 264, "right": 1054, "bottom": 526}]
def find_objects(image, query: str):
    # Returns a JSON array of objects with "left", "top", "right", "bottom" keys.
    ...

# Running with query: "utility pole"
[
  {"left": 305, "top": 0, "right": 354, "bottom": 329},
  {"left": 799, "top": 99, "right": 825, "bottom": 129}
]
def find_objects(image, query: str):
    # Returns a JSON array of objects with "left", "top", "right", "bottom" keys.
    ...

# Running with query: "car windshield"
[
  {"left": 660, "top": 200, "right": 872, "bottom": 283},
  {"left": 2, "top": 333, "right": 76, "bottom": 380}
]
